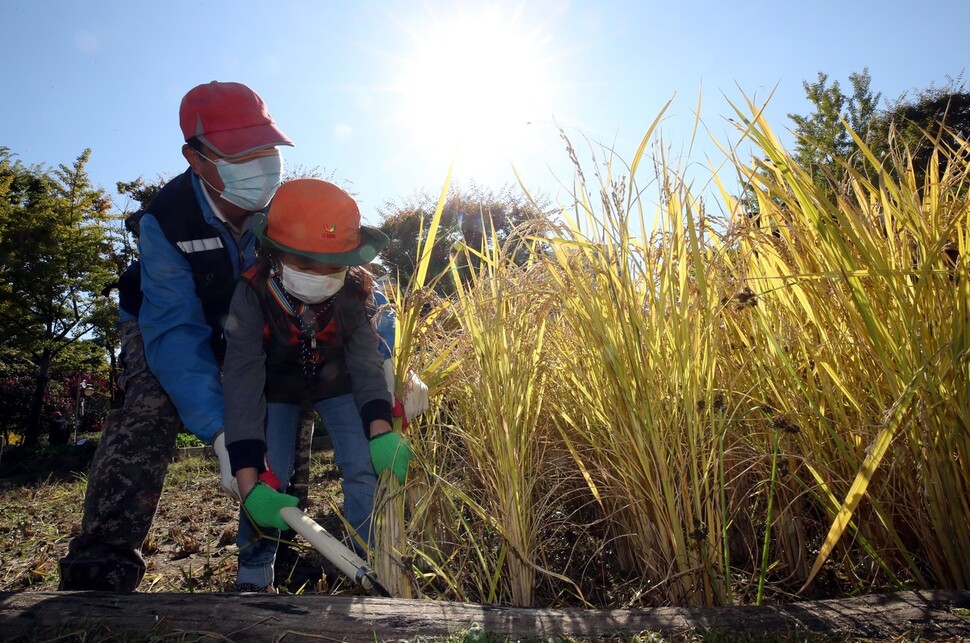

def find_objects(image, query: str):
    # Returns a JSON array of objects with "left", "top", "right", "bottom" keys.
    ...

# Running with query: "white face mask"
[
  {"left": 200, "top": 151, "right": 283, "bottom": 211},
  {"left": 280, "top": 265, "right": 347, "bottom": 304}
]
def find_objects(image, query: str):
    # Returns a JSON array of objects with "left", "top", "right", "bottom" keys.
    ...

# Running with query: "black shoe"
[{"left": 58, "top": 558, "right": 143, "bottom": 592}]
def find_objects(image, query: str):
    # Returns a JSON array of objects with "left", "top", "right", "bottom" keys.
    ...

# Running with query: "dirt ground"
[
  {"left": 0, "top": 441, "right": 351, "bottom": 595},
  {"left": 1, "top": 443, "right": 969, "bottom": 641}
]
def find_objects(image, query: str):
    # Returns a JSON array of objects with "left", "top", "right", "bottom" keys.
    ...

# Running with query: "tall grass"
[
  {"left": 726, "top": 101, "right": 970, "bottom": 591},
  {"left": 445, "top": 235, "right": 556, "bottom": 606},
  {"left": 376, "top": 98, "right": 970, "bottom": 607},
  {"left": 540, "top": 164, "right": 739, "bottom": 606},
  {"left": 372, "top": 166, "right": 460, "bottom": 598}
]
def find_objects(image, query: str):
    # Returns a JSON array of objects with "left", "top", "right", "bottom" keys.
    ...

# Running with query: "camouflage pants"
[{"left": 59, "top": 320, "right": 183, "bottom": 592}]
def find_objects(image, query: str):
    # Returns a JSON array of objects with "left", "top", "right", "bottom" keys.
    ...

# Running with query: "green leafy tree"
[
  {"left": 0, "top": 147, "right": 116, "bottom": 445},
  {"left": 787, "top": 68, "right": 882, "bottom": 193},
  {"left": 378, "top": 183, "right": 551, "bottom": 296},
  {"left": 788, "top": 70, "right": 969, "bottom": 192},
  {"left": 870, "top": 75, "right": 969, "bottom": 185},
  {"left": 115, "top": 176, "right": 164, "bottom": 237},
  {"left": 743, "top": 70, "right": 969, "bottom": 218}
]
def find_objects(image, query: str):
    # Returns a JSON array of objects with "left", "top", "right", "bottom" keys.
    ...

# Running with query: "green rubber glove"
[
  {"left": 369, "top": 431, "right": 412, "bottom": 484},
  {"left": 243, "top": 482, "right": 299, "bottom": 531}
]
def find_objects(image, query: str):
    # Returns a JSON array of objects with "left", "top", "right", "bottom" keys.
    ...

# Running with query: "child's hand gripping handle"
[{"left": 257, "top": 464, "right": 391, "bottom": 597}]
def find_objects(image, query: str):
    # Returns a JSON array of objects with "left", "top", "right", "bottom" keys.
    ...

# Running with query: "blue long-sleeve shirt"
[{"left": 137, "top": 173, "right": 256, "bottom": 442}]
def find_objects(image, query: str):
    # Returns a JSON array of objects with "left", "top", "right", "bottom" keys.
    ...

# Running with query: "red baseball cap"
[{"left": 179, "top": 81, "right": 293, "bottom": 158}]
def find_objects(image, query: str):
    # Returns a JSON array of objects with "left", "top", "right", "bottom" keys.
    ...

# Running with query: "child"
[{"left": 221, "top": 178, "right": 410, "bottom": 593}]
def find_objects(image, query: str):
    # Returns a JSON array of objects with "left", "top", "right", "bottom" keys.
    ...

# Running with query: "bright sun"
[{"left": 393, "top": 7, "right": 556, "bottom": 175}]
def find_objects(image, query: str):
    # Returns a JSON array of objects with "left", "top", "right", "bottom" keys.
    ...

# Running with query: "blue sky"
[{"left": 3, "top": 0, "right": 968, "bottom": 224}]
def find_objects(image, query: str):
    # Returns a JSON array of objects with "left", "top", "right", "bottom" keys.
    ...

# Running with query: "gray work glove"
[
  {"left": 402, "top": 370, "right": 429, "bottom": 421},
  {"left": 382, "top": 359, "right": 430, "bottom": 421},
  {"left": 212, "top": 432, "right": 240, "bottom": 500}
]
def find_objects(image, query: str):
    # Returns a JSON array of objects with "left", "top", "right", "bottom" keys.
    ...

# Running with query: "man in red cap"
[{"left": 59, "top": 81, "right": 293, "bottom": 592}]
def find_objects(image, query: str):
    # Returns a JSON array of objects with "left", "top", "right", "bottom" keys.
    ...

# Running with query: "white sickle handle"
[{"left": 278, "top": 506, "right": 391, "bottom": 597}]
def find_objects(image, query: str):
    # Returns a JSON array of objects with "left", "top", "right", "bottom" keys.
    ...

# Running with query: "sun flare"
[{"left": 393, "top": 7, "right": 556, "bottom": 174}]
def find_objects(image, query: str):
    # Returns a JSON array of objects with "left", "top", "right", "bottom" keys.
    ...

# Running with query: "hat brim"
[
  {"left": 253, "top": 215, "right": 389, "bottom": 265},
  {"left": 199, "top": 123, "right": 294, "bottom": 159}
]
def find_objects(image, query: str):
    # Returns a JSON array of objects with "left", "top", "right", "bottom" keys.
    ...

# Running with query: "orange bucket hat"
[{"left": 252, "top": 179, "right": 388, "bottom": 265}]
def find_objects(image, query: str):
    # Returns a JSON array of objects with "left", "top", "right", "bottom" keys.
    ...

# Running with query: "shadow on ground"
[{"left": 0, "top": 442, "right": 98, "bottom": 485}]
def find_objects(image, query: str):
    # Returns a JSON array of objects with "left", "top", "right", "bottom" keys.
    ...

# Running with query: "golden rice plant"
[
  {"left": 719, "top": 96, "right": 970, "bottom": 591},
  {"left": 381, "top": 95, "right": 969, "bottom": 607},
  {"left": 523, "top": 115, "right": 753, "bottom": 606},
  {"left": 428, "top": 216, "right": 588, "bottom": 606},
  {"left": 371, "top": 168, "right": 459, "bottom": 598},
  {"left": 395, "top": 110, "right": 777, "bottom": 607}
]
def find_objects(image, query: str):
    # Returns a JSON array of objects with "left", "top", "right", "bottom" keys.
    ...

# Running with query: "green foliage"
[
  {"left": 116, "top": 176, "right": 165, "bottom": 214},
  {"left": 377, "top": 183, "right": 552, "bottom": 296},
  {"left": 787, "top": 68, "right": 881, "bottom": 195},
  {"left": 0, "top": 147, "right": 117, "bottom": 444},
  {"left": 871, "top": 75, "right": 970, "bottom": 184},
  {"left": 175, "top": 431, "right": 206, "bottom": 448},
  {"left": 787, "top": 70, "right": 970, "bottom": 198}
]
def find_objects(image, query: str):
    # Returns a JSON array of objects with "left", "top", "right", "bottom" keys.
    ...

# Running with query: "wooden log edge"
[{"left": 1, "top": 589, "right": 968, "bottom": 641}]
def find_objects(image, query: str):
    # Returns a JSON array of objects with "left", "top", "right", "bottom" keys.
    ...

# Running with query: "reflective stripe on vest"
[{"left": 176, "top": 237, "right": 224, "bottom": 253}]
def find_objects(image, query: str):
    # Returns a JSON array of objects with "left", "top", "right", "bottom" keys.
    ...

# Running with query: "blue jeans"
[{"left": 236, "top": 394, "right": 377, "bottom": 588}]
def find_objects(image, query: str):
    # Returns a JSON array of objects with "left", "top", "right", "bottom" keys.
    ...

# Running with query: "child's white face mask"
[{"left": 280, "top": 265, "right": 347, "bottom": 304}]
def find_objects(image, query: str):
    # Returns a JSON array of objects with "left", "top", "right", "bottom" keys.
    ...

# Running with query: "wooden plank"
[{"left": 1, "top": 590, "right": 968, "bottom": 641}]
